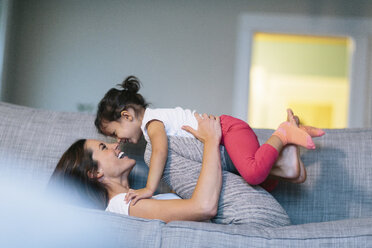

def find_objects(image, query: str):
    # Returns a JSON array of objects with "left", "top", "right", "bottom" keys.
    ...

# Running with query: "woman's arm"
[{"left": 129, "top": 114, "right": 222, "bottom": 223}]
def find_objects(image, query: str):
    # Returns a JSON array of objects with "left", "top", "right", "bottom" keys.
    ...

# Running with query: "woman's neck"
[{"left": 106, "top": 176, "right": 131, "bottom": 200}]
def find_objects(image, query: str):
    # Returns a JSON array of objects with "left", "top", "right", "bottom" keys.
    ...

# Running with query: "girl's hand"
[
  {"left": 182, "top": 112, "right": 222, "bottom": 144},
  {"left": 124, "top": 187, "right": 154, "bottom": 206}
]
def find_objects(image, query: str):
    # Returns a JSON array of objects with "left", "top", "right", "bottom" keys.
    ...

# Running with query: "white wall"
[{"left": 4, "top": 0, "right": 372, "bottom": 114}]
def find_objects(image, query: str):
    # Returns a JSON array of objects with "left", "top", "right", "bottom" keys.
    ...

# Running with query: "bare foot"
[
  {"left": 269, "top": 144, "right": 300, "bottom": 179},
  {"left": 290, "top": 147, "right": 307, "bottom": 183},
  {"left": 287, "top": 109, "right": 307, "bottom": 183},
  {"left": 268, "top": 109, "right": 307, "bottom": 183}
]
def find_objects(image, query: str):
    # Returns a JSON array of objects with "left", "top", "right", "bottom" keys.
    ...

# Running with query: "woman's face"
[{"left": 84, "top": 139, "right": 136, "bottom": 179}]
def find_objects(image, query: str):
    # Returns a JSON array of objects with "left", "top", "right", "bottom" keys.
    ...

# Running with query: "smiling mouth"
[{"left": 117, "top": 152, "right": 126, "bottom": 159}]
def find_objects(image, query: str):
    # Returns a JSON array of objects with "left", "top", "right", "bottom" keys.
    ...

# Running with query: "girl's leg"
[
  {"left": 220, "top": 110, "right": 314, "bottom": 188},
  {"left": 260, "top": 144, "right": 306, "bottom": 191},
  {"left": 269, "top": 109, "right": 308, "bottom": 183},
  {"left": 269, "top": 144, "right": 306, "bottom": 183},
  {"left": 220, "top": 115, "right": 279, "bottom": 186}
]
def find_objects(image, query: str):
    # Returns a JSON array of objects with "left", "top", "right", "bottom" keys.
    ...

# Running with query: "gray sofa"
[{"left": 0, "top": 101, "right": 371, "bottom": 247}]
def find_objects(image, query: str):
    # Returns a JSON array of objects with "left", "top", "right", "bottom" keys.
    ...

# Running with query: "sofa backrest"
[{"left": 0, "top": 102, "right": 153, "bottom": 191}]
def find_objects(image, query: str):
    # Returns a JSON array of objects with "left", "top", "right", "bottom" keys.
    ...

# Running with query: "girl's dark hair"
[
  {"left": 48, "top": 139, "right": 108, "bottom": 210},
  {"left": 95, "top": 75, "right": 149, "bottom": 134}
]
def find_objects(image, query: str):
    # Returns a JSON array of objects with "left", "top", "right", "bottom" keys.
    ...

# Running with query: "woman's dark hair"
[
  {"left": 48, "top": 139, "right": 108, "bottom": 210},
  {"left": 95, "top": 75, "right": 149, "bottom": 134}
]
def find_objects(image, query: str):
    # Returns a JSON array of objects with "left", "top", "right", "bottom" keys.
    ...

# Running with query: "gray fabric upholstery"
[
  {"left": 89, "top": 209, "right": 165, "bottom": 248},
  {"left": 0, "top": 102, "right": 169, "bottom": 192},
  {"left": 161, "top": 217, "right": 372, "bottom": 247},
  {"left": 0, "top": 102, "right": 104, "bottom": 186},
  {"left": 254, "top": 128, "right": 372, "bottom": 224},
  {"left": 144, "top": 137, "right": 291, "bottom": 227},
  {"left": 1, "top": 101, "right": 371, "bottom": 247}
]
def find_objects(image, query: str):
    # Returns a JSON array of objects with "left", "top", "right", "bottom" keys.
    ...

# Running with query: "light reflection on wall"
[{"left": 248, "top": 33, "right": 351, "bottom": 129}]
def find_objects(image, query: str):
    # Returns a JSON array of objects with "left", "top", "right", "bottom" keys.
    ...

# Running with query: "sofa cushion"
[
  {"left": 254, "top": 128, "right": 372, "bottom": 224},
  {"left": 161, "top": 217, "right": 372, "bottom": 248},
  {"left": 145, "top": 136, "right": 291, "bottom": 227},
  {"left": 0, "top": 102, "right": 169, "bottom": 192},
  {"left": 0, "top": 102, "right": 103, "bottom": 187}
]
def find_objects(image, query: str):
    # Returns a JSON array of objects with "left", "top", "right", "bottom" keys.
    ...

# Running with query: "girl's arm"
[
  {"left": 125, "top": 120, "right": 168, "bottom": 205},
  {"left": 145, "top": 120, "right": 168, "bottom": 194},
  {"left": 129, "top": 114, "right": 222, "bottom": 223}
]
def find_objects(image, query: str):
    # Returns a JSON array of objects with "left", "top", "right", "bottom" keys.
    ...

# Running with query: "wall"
[
  {"left": 0, "top": 0, "right": 13, "bottom": 101},
  {"left": 3, "top": 0, "right": 372, "bottom": 114},
  {"left": 248, "top": 34, "right": 350, "bottom": 128}
]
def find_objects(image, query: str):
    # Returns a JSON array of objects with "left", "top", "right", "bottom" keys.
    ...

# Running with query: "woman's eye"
[{"left": 99, "top": 143, "right": 108, "bottom": 151}]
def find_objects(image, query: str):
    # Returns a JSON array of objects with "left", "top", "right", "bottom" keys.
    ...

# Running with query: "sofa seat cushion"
[{"left": 161, "top": 217, "right": 372, "bottom": 248}]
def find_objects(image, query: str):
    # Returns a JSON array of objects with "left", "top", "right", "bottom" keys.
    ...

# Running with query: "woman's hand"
[
  {"left": 125, "top": 187, "right": 154, "bottom": 206},
  {"left": 182, "top": 113, "right": 222, "bottom": 145}
]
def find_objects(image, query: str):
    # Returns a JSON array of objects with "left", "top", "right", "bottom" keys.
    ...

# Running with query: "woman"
[{"left": 50, "top": 113, "right": 223, "bottom": 223}]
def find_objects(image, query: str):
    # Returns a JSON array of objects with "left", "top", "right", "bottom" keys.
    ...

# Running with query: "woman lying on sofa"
[{"left": 50, "top": 113, "right": 225, "bottom": 223}]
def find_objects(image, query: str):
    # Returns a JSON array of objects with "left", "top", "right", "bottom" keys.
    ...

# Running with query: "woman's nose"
[{"left": 108, "top": 143, "right": 119, "bottom": 150}]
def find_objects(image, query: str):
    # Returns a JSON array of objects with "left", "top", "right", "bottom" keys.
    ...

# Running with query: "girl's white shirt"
[
  {"left": 105, "top": 192, "right": 181, "bottom": 215},
  {"left": 140, "top": 107, "right": 198, "bottom": 142}
]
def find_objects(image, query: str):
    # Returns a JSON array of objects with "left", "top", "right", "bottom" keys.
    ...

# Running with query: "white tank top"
[
  {"left": 105, "top": 193, "right": 181, "bottom": 215},
  {"left": 140, "top": 107, "right": 198, "bottom": 142}
]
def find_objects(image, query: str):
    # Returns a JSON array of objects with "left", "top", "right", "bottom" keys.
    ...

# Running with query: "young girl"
[{"left": 95, "top": 76, "right": 324, "bottom": 205}]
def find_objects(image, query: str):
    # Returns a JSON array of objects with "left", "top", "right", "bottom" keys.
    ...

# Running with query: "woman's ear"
[
  {"left": 120, "top": 110, "right": 133, "bottom": 121},
  {"left": 87, "top": 169, "right": 104, "bottom": 180}
]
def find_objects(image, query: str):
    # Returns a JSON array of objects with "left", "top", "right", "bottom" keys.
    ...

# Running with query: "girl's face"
[
  {"left": 85, "top": 139, "right": 136, "bottom": 179},
  {"left": 101, "top": 109, "right": 143, "bottom": 144}
]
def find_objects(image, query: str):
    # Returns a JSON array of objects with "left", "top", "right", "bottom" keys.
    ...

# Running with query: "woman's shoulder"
[
  {"left": 105, "top": 193, "right": 129, "bottom": 215},
  {"left": 105, "top": 193, "right": 181, "bottom": 216}
]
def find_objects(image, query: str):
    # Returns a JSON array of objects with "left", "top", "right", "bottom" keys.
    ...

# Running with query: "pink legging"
[{"left": 220, "top": 115, "right": 279, "bottom": 191}]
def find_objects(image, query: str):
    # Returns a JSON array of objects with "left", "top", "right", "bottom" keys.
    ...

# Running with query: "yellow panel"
[
  {"left": 254, "top": 32, "right": 349, "bottom": 45},
  {"left": 288, "top": 103, "right": 333, "bottom": 128},
  {"left": 249, "top": 32, "right": 350, "bottom": 129}
]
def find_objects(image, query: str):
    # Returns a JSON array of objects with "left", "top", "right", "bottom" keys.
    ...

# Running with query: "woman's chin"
[
  {"left": 127, "top": 161, "right": 136, "bottom": 174},
  {"left": 121, "top": 156, "right": 136, "bottom": 167}
]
